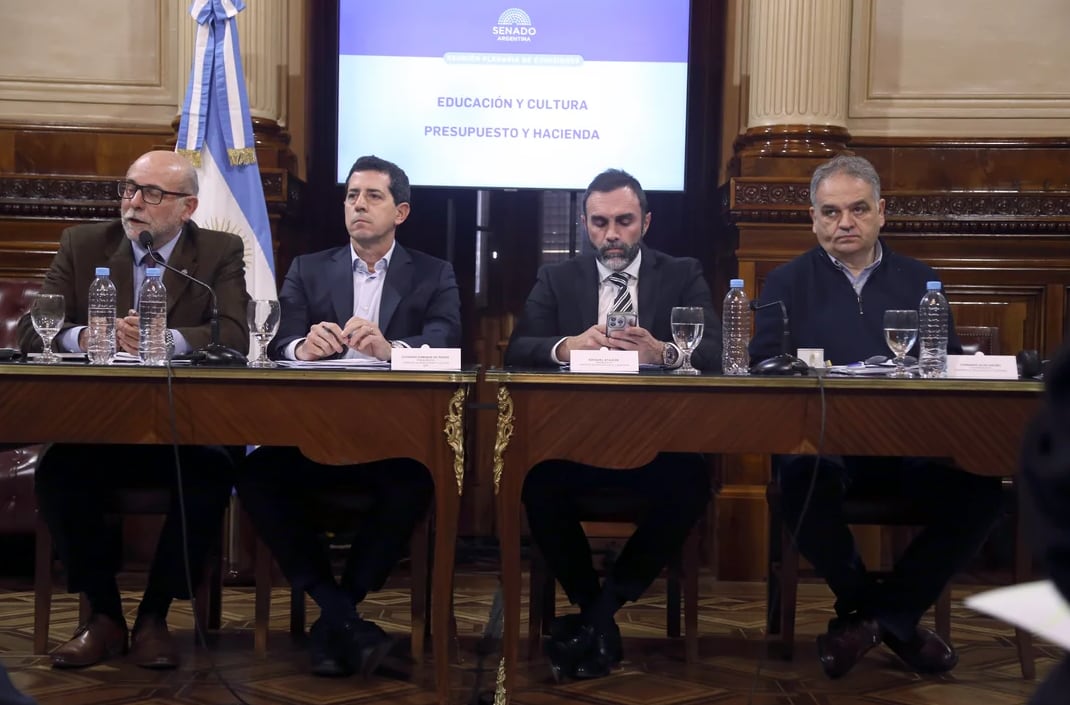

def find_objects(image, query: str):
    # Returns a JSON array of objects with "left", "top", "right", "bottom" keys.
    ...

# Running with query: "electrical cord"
[
  {"left": 164, "top": 360, "right": 252, "bottom": 705},
  {"left": 747, "top": 371, "right": 827, "bottom": 704},
  {"left": 468, "top": 581, "right": 504, "bottom": 705}
]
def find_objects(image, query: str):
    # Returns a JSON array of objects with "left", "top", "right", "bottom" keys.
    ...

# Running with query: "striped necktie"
[{"left": 607, "top": 272, "right": 634, "bottom": 313}]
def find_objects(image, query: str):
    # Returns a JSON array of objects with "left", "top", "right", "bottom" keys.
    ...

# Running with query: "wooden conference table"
[
  {"left": 484, "top": 368, "right": 1044, "bottom": 704},
  {"left": 0, "top": 362, "right": 476, "bottom": 705}
]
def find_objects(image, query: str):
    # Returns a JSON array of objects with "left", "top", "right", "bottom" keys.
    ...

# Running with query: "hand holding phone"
[{"left": 605, "top": 312, "right": 638, "bottom": 338}]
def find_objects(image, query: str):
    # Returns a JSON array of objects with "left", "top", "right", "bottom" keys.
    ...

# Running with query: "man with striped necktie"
[{"left": 505, "top": 168, "right": 721, "bottom": 682}]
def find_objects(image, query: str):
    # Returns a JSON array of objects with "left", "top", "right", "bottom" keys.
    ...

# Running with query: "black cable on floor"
[
  {"left": 166, "top": 361, "right": 252, "bottom": 705},
  {"left": 748, "top": 372, "right": 827, "bottom": 704}
]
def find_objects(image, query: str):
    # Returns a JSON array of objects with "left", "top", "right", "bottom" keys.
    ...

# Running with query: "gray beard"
[{"left": 595, "top": 242, "right": 639, "bottom": 271}]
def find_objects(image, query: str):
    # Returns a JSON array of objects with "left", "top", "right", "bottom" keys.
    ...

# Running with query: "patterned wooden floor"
[{"left": 0, "top": 570, "right": 1056, "bottom": 705}]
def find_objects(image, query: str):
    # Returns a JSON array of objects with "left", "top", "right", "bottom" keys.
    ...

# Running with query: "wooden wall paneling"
[
  {"left": 0, "top": 131, "right": 14, "bottom": 173},
  {"left": 0, "top": 220, "right": 83, "bottom": 280},
  {"left": 948, "top": 294, "right": 1033, "bottom": 355},
  {"left": 1053, "top": 284, "right": 1070, "bottom": 351},
  {"left": 714, "top": 484, "right": 767, "bottom": 580},
  {"left": 0, "top": 125, "right": 172, "bottom": 177},
  {"left": 851, "top": 139, "right": 1070, "bottom": 191}
]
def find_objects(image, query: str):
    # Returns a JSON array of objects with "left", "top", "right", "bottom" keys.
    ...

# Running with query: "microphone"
[
  {"left": 749, "top": 299, "right": 808, "bottom": 375},
  {"left": 138, "top": 231, "right": 247, "bottom": 366}
]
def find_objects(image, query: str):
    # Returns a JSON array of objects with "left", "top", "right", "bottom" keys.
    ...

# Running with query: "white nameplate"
[
  {"left": 570, "top": 349, "right": 639, "bottom": 373},
  {"left": 946, "top": 354, "right": 1018, "bottom": 380},
  {"left": 390, "top": 347, "right": 461, "bottom": 371}
]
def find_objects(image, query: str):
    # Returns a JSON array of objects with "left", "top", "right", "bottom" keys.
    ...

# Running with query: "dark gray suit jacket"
[
  {"left": 17, "top": 219, "right": 249, "bottom": 354},
  {"left": 1023, "top": 343, "right": 1070, "bottom": 705},
  {"left": 505, "top": 245, "right": 722, "bottom": 371},
  {"left": 269, "top": 242, "right": 461, "bottom": 359}
]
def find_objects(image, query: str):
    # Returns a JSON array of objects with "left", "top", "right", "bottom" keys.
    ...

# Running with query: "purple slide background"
[{"left": 338, "top": 0, "right": 690, "bottom": 62}]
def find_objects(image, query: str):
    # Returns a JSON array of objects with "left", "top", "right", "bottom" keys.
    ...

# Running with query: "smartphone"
[{"left": 605, "top": 312, "right": 638, "bottom": 338}]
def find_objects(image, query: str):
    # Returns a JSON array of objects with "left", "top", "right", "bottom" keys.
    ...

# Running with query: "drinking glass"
[
  {"left": 883, "top": 309, "right": 918, "bottom": 378},
  {"left": 670, "top": 306, "right": 704, "bottom": 375},
  {"left": 247, "top": 299, "right": 281, "bottom": 368},
  {"left": 30, "top": 293, "right": 65, "bottom": 364}
]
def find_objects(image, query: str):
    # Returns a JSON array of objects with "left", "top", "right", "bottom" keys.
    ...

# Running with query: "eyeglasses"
[{"left": 117, "top": 180, "right": 191, "bottom": 206}]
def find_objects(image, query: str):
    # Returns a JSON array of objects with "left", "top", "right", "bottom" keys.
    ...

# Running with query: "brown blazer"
[{"left": 17, "top": 219, "right": 250, "bottom": 354}]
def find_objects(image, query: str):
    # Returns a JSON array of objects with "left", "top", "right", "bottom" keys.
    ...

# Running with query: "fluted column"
[
  {"left": 740, "top": 0, "right": 852, "bottom": 158},
  {"left": 174, "top": 0, "right": 293, "bottom": 168}
]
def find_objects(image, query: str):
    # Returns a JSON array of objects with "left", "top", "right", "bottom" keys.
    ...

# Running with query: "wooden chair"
[
  {"left": 34, "top": 487, "right": 223, "bottom": 654},
  {"left": 0, "top": 280, "right": 45, "bottom": 543},
  {"left": 527, "top": 490, "right": 705, "bottom": 663},
  {"left": 766, "top": 479, "right": 1034, "bottom": 677},
  {"left": 251, "top": 492, "right": 436, "bottom": 662},
  {"left": 765, "top": 320, "right": 1035, "bottom": 678},
  {"left": 765, "top": 483, "right": 952, "bottom": 656},
  {"left": 957, "top": 325, "right": 1001, "bottom": 356}
]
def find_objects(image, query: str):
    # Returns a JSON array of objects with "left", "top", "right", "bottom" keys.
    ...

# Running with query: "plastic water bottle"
[
  {"left": 138, "top": 268, "right": 169, "bottom": 366},
  {"left": 918, "top": 280, "right": 949, "bottom": 378},
  {"left": 722, "top": 278, "right": 751, "bottom": 375},
  {"left": 86, "top": 266, "right": 116, "bottom": 364}
]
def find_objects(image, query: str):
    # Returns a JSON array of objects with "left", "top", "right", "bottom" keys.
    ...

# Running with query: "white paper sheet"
[
  {"left": 965, "top": 580, "right": 1070, "bottom": 649},
  {"left": 276, "top": 358, "right": 390, "bottom": 369},
  {"left": 27, "top": 352, "right": 87, "bottom": 361}
]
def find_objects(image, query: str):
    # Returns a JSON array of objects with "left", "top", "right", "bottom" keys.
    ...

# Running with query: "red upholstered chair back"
[
  {"left": 0, "top": 279, "right": 41, "bottom": 349},
  {"left": 0, "top": 280, "right": 44, "bottom": 537}
]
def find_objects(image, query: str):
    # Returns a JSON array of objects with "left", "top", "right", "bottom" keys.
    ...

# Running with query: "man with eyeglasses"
[{"left": 16, "top": 149, "right": 248, "bottom": 670}]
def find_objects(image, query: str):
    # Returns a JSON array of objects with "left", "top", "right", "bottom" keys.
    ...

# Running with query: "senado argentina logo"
[{"left": 493, "top": 8, "right": 536, "bottom": 42}]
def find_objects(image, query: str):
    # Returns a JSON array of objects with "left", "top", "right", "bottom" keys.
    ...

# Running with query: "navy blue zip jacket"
[{"left": 748, "top": 240, "right": 962, "bottom": 365}]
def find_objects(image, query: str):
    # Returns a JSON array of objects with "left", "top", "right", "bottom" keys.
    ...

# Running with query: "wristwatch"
[{"left": 662, "top": 342, "right": 680, "bottom": 367}]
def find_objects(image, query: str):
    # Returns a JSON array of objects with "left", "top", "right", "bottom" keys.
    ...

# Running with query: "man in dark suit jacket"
[
  {"left": 236, "top": 155, "right": 460, "bottom": 679},
  {"left": 16, "top": 150, "right": 248, "bottom": 670},
  {"left": 504, "top": 168, "right": 719, "bottom": 682},
  {"left": 1022, "top": 343, "right": 1070, "bottom": 705},
  {"left": 750, "top": 155, "right": 1003, "bottom": 679}
]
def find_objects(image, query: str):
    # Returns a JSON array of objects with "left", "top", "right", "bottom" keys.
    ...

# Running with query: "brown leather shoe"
[
  {"left": 881, "top": 626, "right": 958, "bottom": 674},
  {"left": 816, "top": 616, "right": 881, "bottom": 679},
  {"left": 51, "top": 613, "right": 128, "bottom": 668},
  {"left": 129, "top": 616, "right": 179, "bottom": 670}
]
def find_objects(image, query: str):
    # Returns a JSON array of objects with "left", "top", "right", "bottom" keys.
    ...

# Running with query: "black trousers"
[
  {"left": 776, "top": 454, "right": 1004, "bottom": 640},
  {"left": 522, "top": 452, "right": 711, "bottom": 608},
  {"left": 34, "top": 443, "right": 235, "bottom": 600},
  {"left": 235, "top": 446, "right": 434, "bottom": 600}
]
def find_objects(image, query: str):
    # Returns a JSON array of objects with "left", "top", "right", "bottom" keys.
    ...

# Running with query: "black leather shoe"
[
  {"left": 545, "top": 621, "right": 596, "bottom": 683},
  {"left": 573, "top": 621, "right": 622, "bottom": 679},
  {"left": 342, "top": 619, "right": 396, "bottom": 678},
  {"left": 544, "top": 616, "right": 623, "bottom": 682},
  {"left": 602, "top": 620, "right": 623, "bottom": 665},
  {"left": 881, "top": 627, "right": 958, "bottom": 674},
  {"left": 547, "top": 614, "right": 585, "bottom": 642},
  {"left": 816, "top": 617, "right": 881, "bottom": 679},
  {"left": 308, "top": 619, "right": 352, "bottom": 677}
]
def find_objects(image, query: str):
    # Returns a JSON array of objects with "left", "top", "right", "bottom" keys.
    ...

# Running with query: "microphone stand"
[
  {"left": 139, "top": 231, "right": 247, "bottom": 366},
  {"left": 750, "top": 300, "right": 808, "bottom": 375}
]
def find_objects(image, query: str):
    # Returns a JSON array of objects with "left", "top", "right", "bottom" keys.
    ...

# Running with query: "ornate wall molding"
[
  {"left": 0, "top": 170, "right": 291, "bottom": 220},
  {"left": 726, "top": 177, "right": 1070, "bottom": 233}
]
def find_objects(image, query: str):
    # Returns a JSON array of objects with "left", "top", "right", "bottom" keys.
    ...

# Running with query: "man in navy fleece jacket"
[{"left": 751, "top": 155, "right": 1004, "bottom": 680}]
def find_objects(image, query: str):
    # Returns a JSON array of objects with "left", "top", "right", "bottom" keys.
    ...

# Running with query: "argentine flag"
[{"left": 176, "top": 0, "right": 276, "bottom": 303}]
